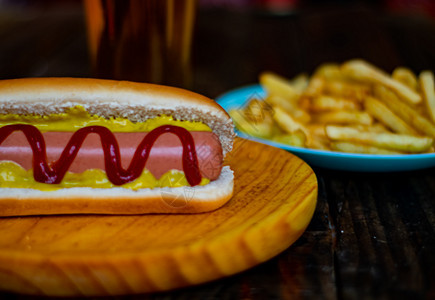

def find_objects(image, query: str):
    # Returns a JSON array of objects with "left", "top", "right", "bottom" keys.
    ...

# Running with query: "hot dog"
[
  {"left": 0, "top": 131, "right": 223, "bottom": 180},
  {"left": 0, "top": 78, "right": 235, "bottom": 216}
]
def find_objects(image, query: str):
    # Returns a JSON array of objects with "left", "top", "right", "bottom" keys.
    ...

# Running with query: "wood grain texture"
[{"left": 0, "top": 138, "right": 317, "bottom": 296}]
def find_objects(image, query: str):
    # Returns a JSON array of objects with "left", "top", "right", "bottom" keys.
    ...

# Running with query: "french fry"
[
  {"left": 259, "top": 72, "right": 300, "bottom": 102},
  {"left": 229, "top": 109, "right": 275, "bottom": 139},
  {"left": 419, "top": 70, "right": 435, "bottom": 123},
  {"left": 272, "top": 131, "right": 306, "bottom": 147},
  {"left": 306, "top": 123, "right": 327, "bottom": 138},
  {"left": 303, "top": 76, "right": 324, "bottom": 97},
  {"left": 307, "top": 138, "right": 331, "bottom": 151},
  {"left": 330, "top": 141, "right": 404, "bottom": 155},
  {"left": 230, "top": 60, "right": 434, "bottom": 157},
  {"left": 266, "top": 95, "right": 294, "bottom": 112},
  {"left": 374, "top": 85, "right": 435, "bottom": 137},
  {"left": 306, "top": 124, "right": 330, "bottom": 150},
  {"left": 364, "top": 96, "right": 417, "bottom": 135},
  {"left": 359, "top": 122, "right": 390, "bottom": 133},
  {"left": 266, "top": 95, "right": 311, "bottom": 123},
  {"left": 290, "top": 73, "right": 309, "bottom": 93},
  {"left": 310, "top": 95, "right": 361, "bottom": 112},
  {"left": 272, "top": 105, "right": 307, "bottom": 134},
  {"left": 392, "top": 67, "right": 418, "bottom": 91},
  {"left": 312, "top": 111, "right": 373, "bottom": 125},
  {"left": 341, "top": 59, "right": 421, "bottom": 104},
  {"left": 245, "top": 99, "right": 274, "bottom": 122},
  {"left": 314, "top": 63, "right": 343, "bottom": 80},
  {"left": 325, "top": 125, "right": 433, "bottom": 153},
  {"left": 322, "top": 80, "right": 371, "bottom": 101}
]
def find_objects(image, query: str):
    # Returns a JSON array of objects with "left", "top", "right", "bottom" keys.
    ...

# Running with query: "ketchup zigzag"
[{"left": 0, "top": 124, "right": 202, "bottom": 186}]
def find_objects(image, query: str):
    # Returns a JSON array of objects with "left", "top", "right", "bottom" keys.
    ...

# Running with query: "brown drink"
[{"left": 84, "top": 0, "right": 197, "bottom": 88}]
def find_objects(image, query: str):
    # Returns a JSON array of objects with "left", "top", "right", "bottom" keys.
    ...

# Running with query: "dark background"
[{"left": 0, "top": 0, "right": 434, "bottom": 98}]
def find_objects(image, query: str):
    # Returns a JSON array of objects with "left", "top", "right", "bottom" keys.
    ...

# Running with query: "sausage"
[{"left": 0, "top": 130, "right": 223, "bottom": 181}]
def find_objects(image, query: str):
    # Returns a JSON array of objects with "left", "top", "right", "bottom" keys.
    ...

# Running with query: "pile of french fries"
[{"left": 229, "top": 59, "right": 435, "bottom": 154}]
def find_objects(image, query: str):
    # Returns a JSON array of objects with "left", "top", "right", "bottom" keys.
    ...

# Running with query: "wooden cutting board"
[{"left": 0, "top": 138, "right": 317, "bottom": 296}]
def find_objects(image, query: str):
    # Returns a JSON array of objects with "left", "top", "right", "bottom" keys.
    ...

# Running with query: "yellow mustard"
[
  {"left": 0, "top": 105, "right": 211, "bottom": 132},
  {"left": 0, "top": 106, "right": 212, "bottom": 190},
  {"left": 0, "top": 162, "right": 209, "bottom": 190}
]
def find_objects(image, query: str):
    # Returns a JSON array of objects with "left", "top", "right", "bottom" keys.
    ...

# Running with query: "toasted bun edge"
[
  {"left": 0, "top": 77, "right": 235, "bottom": 155},
  {"left": 0, "top": 166, "right": 234, "bottom": 216}
]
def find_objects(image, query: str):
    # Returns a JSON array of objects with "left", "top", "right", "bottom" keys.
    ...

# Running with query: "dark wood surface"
[{"left": 0, "top": 2, "right": 434, "bottom": 299}]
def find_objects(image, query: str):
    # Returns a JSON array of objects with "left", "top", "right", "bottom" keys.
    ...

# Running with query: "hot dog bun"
[{"left": 0, "top": 78, "right": 235, "bottom": 216}]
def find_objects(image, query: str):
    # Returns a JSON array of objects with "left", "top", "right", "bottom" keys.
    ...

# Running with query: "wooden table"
[{"left": 0, "top": 2, "right": 434, "bottom": 299}]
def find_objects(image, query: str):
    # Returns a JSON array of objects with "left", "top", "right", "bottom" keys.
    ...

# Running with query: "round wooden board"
[{"left": 0, "top": 138, "right": 318, "bottom": 296}]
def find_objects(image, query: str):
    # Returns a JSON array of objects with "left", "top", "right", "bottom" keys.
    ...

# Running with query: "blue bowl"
[{"left": 216, "top": 84, "right": 435, "bottom": 172}]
